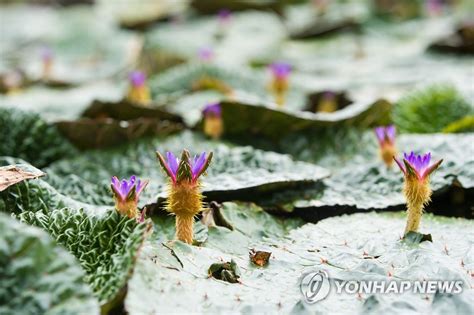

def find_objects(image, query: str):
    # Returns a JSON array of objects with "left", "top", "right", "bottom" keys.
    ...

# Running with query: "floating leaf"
[
  {"left": 0, "top": 213, "right": 100, "bottom": 315},
  {"left": 0, "top": 108, "right": 77, "bottom": 167},
  {"left": 125, "top": 204, "right": 473, "bottom": 314},
  {"left": 44, "top": 131, "right": 329, "bottom": 207}
]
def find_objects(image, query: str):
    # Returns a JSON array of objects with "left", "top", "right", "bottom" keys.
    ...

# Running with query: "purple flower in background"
[
  {"left": 41, "top": 46, "right": 53, "bottom": 62},
  {"left": 111, "top": 175, "right": 147, "bottom": 201},
  {"left": 375, "top": 125, "right": 396, "bottom": 146},
  {"left": 202, "top": 103, "right": 221, "bottom": 117},
  {"left": 323, "top": 91, "right": 336, "bottom": 99},
  {"left": 129, "top": 71, "right": 146, "bottom": 87},
  {"left": 218, "top": 9, "right": 232, "bottom": 24},
  {"left": 426, "top": 0, "right": 443, "bottom": 16},
  {"left": 157, "top": 150, "right": 213, "bottom": 184},
  {"left": 269, "top": 62, "right": 292, "bottom": 80},
  {"left": 198, "top": 47, "right": 215, "bottom": 62},
  {"left": 394, "top": 152, "right": 443, "bottom": 181}
]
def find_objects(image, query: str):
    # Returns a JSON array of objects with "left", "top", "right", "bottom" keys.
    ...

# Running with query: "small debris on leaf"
[
  {"left": 0, "top": 165, "right": 45, "bottom": 192},
  {"left": 249, "top": 249, "right": 271, "bottom": 267},
  {"left": 403, "top": 231, "right": 433, "bottom": 245},
  {"left": 208, "top": 259, "right": 240, "bottom": 283}
]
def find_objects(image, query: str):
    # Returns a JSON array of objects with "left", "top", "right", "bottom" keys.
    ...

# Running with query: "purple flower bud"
[
  {"left": 394, "top": 152, "right": 443, "bottom": 181},
  {"left": 375, "top": 125, "right": 396, "bottom": 146},
  {"left": 111, "top": 175, "right": 147, "bottom": 201},
  {"left": 269, "top": 62, "right": 292, "bottom": 80},
  {"left": 323, "top": 91, "right": 336, "bottom": 99},
  {"left": 157, "top": 150, "right": 213, "bottom": 184},
  {"left": 41, "top": 47, "right": 53, "bottom": 62},
  {"left": 129, "top": 71, "right": 146, "bottom": 87},
  {"left": 218, "top": 9, "right": 232, "bottom": 24},
  {"left": 426, "top": 0, "right": 443, "bottom": 16},
  {"left": 198, "top": 47, "right": 215, "bottom": 62},
  {"left": 202, "top": 103, "right": 221, "bottom": 117}
]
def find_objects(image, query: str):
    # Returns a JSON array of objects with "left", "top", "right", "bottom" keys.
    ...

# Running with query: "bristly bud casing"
[
  {"left": 394, "top": 152, "right": 443, "bottom": 234},
  {"left": 157, "top": 150, "right": 213, "bottom": 244}
]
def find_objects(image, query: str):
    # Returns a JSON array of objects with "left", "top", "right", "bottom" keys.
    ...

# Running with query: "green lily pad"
[
  {"left": 0, "top": 212, "right": 100, "bottom": 315},
  {"left": 149, "top": 63, "right": 391, "bottom": 135},
  {"left": 0, "top": 82, "right": 124, "bottom": 122},
  {"left": 1, "top": 6, "right": 141, "bottom": 85},
  {"left": 285, "top": 1, "right": 366, "bottom": 40},
  {"left": 97, "top": 0, "right": 188, "bottom": 29},
  {"left": 263, "top": 133, "right": 474, "bottom": 218},
  {"left": 219, "top": 97, "right": 391, "bottom": 139},
  {"left": 145, "top": 11, "right": 286, "bottom": 66},
  {"left": 150, "top": 63, "right": 269, "bottom": 99},
  {"left": 17, "top": 208, "right": 152, "bottom": 311},
  {"left": 0, "top": 108, "right": 77, "bottom": 168},
  {"left": 190, "top": 0, "right": 283, "bottom": 14},
  {"left": 0, "top": 171, "right": 152, "bottom": 311},
  {"left": 125, "top": 203, "right": 473, "bottom": 314},
  {"left": 44, "top": 130, "right": 329, "bottom": 207},
  {"left": 55, "top": 115, "right": 183, "bottom": 150}
]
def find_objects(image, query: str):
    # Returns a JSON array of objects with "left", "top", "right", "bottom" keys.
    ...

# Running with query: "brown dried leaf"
[
  {"left": 0, "top": 166, "right": 45, "bottom": 192},
  {"left": 249, "top": 249, "right": 271, "bottom": 267}
]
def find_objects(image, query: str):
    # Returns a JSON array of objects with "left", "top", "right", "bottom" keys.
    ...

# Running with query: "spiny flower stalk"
[
  {"left": 198, "top": 47, "right": 215, "bottom": 62},
  {"left": 394, "top": 152, "right": 443, "bottom": 235},
  {"left": 127, "top": 71, "right": 151, "bottom": 105},
  {"left": 157, "top": 150, "right": 213, "bottom": 244},
  {"left": 202, "top": 103, "right": 223, "bottom": 139},
  {"left": 318, "top": 91, "right": 338, "bottom": 113},
  {"left": 41, "top": 47, "right": 53, "bottom": 80},
  {"left": 111, "top": 175, "right": 149, "bottom": 220},
  {"left": 375, "top": 125, "right": 397, "bottom": 167},
  {"left": 269, "top": 62, "right": 291, "bottom": 107}
]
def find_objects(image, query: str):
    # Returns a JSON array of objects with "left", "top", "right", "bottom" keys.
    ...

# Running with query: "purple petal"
[
  {"left": 401, "top": 151, "right": 437, "bottom": 178},
  {"left": 386, "top": 125, "right": 396, "bottom": 142},
  {"left": 192, "top": 152, "right": 207, "bottom": 178},
  {"left": 136, "top": 179, "right": 148, "bottom": 196},
  {"left": 198, "top": 47, "right": 214, "bottom": 61},
  {"left": 374, "top": 127, "right": 385, "bottom": 143},
  {"left": 111, "top": 176, "right": 120, "bottom": 188},
  {"left": 218, "top": 9, "right": 231, "bottom": 21},
  {"left": 394, "top": 156, "right": 406, "bottom": 174},
  {"left": 41, "top": 46, "right": 53, "bottom": 61},
  {"left": 270, "top": 62, "right": 291, "bottom": 79},
  {"left": 120, "top": 179, "right": 129, "bottom": 196},
  {"left": 167, "top": 151, "right": 179, "bottom": 176},
  {"left": 129, "top": 71, "right": 146, "bottom": 87},
  {"left": 202, "top": 103, "right": 221, "bottom": 117}
]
